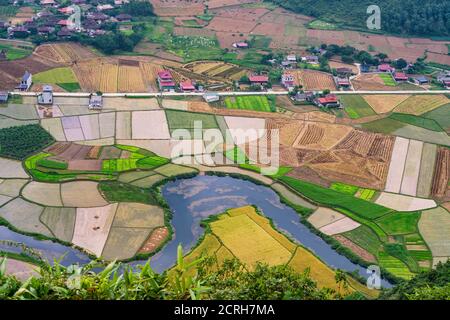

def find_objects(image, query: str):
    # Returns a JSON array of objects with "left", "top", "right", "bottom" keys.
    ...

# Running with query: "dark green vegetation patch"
[
  {"left": 0, "top": 124, "right": 54, "bottom": 160},
  {"left": 99, "top": 181, "right": 157, "bottom": 205},
  {"left": 389, "top": 113, "right": 443, "bottom": 132}
]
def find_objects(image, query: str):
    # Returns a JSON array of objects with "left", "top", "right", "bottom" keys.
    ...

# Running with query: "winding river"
[{"left": 0, "top": 174, "right": 391, "bottom": 287}]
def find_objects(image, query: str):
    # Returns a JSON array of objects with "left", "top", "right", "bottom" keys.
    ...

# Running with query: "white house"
[
  {"left": 37, "top": 85, "right": 53, "bottom": 104},
  {"left": 16, "top": 71, "right": 32, "bottom": 91}
]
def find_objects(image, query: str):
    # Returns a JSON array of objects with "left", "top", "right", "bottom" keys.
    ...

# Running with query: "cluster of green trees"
[
  {"left": 0, "top": 124, "right": 54, "bottom": 160},
  {"left": 269, "top": 0, "right": 449, "bottom": 36}
]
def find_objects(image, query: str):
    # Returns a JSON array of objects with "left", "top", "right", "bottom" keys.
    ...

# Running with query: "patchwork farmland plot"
[
  {"left": 375, "top": 193, "right": 436, "bottom": 212},
  {"left": 394, "top": 95, "right": 450, "bottom": 116},
  {"left": 132, "top": 111, "right": 171, "bottom": 139},
  {"left": 224, "top": 96, "right": 275, "bottom": 112},
  {"left": 418, "top": 207, "right": 450, "bottom": 263},
  {"left": 362, "top": 94, "right": 410, "bottom": 114},
  {"left": 40, "top": 207, "right": 76, "bottom": 242},
  {"left": 339, "top": 95, "right": 375, "bottom": 119}
]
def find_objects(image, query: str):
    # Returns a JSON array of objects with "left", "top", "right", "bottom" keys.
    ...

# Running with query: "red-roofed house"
[
  {"left": 378, "top": 64, "right": 395, "bottom": 73},
  {"left": 59, "top": 7, "right": 75, "bottom": 15},
  {"left": 314, "top": 94, "right": 340, "bottom": 108},
  {"left": 157, "top": 71, "right": 176, "bottom": 91},
  {"left": 249, "top": 75, "right": 269, "bottom": 85},
  {"left": 393, "top": 72, "right": 408, "bottom": 82},
  {"left": 57, "top": 20, "right": 72, "bottom": 27},
  {"left": 180, "top": 80, "right": 196, "bottom": 92}
]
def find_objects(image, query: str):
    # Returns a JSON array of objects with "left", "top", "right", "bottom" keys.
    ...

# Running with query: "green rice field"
[
  {"left": 339, "top": 95, "right": 376, "bottom": 119},
  {"left": 224, "top": 96, "right": 275, "bottom": 112},
  {"left": 379, "top": 73, "right": 397, "bottom": 86}
]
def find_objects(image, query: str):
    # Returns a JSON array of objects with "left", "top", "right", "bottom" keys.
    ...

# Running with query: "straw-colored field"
[
  {"left": 362, "top": 95, "right": 410, "bottom": 114},
  {"left": 21, "top": 181, "right": 62, "bottom": 207},
  {"left": 375, "top": 192, "right": 436, "bottom": 212},
  {"left": 0, "top": 158, "right": 29, "bottom": 178},
  {"left": 419, "top": 207, "right": 450, "bottom": 258},
  {"left": 72, "top": 204, "right": 118, "bottom": 256},
  {"left": 131, "top": 111, "right": 171, "bottom": 139},
  {"left": 384, "top": 137, "right": 409, "bottom": 193},
  {"left": 0, "top": 198, "right": 49, "bottom": 236},
  {"left": 394, "top": 95, "right": 450, "bottom": 116},
  {"left": 307, "top": 207, "right": 346, "bottom": 229},
  {"left": 399, "top": 140, "right": 423, "bottom": 196},
  {"left": 61, "top": 181, "right": 108, "bottom": 207}
]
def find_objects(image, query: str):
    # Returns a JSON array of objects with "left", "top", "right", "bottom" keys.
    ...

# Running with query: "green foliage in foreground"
[
  {"left": 0, "top": 125, "right": 54, "bottom": 160},
  {"left": 279, "top": 176, "right": 391, "bottom": 219},
  {"left": 0, "top": 246, "right": 344, "bottom": 300}
]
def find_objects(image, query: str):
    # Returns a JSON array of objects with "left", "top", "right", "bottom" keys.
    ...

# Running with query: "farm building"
[
  {"left": 89, "top": 94, "right": 103, "bottom": 110},
  {"left": 37, "top": 85, "right": 53, "bottom": 105},
  {"left": 97, "top": 4, "right": 114, "bottom": 11},
  {"left": 59, "top": 7, "right": 75, "bottom": 14},
  {"left": 302, "top": 55, "right": 319, "bottom": 64},
  {"left": 336, "top": 77, "right": 351, "bottom": 88},
  {"left": 378, "top": 64, "right": 395, "bottom": 73},
  {"left": 203, "top": 93, "right": 220, "bottom": 103},
  {"left": 249, "top": 75, "right": 269, "bottom": 86},
  {"left": 37, "top": 26, "right": 55, "bottom": 35},
  {"left": 115, "top": 0, "right": 130, "bottom": 4},
  {"left": 437, "top": 72, "right": 450, "bottom": 89},
  {"left": 232, "top": 42, "right": 249, "bottom": 49},
  {"left": 116, "top": 14, "right": 132, "bottom": 22},
  {"left": 9, "top": 27, "right": 29, "bottom": 38},
  {"left": 360, "top": 64, "right": 370, "bottom": 73},
  {"left": 157, "top": 71, "right": 176, "bottom": 91},
  {"left": 40, "top": 0, "right": 56, "bottom": 6},
  {"left": 57, "top": 28, "right": 73, "bottom": 38},
  {"left": 314, "top": 94, "right": 340, "bottom": 108},
  {"left": 413, "top": 76, "right": 429, "bottom": 85},
  {"left": 286, "top": 54, "right": 297, "bottom": 62},
  {"left": 0, "top": 92, "right": 8, "bottom": 103},
  {"left": 336, "top": 67, "right": 353, "bottom": 76},
  {"left": 180, "top": 80, "right": 196, "bottom": 92},
  {"left": 291, "top": 92, "right": 313, "bottom": 103},
  {"left": 394, "top": 72, "right": 408, "bottom": 82},
  {"left": 16, "top": 71, "right": 32, "bottom": 91},
  {"left": 281, "top": 73, "right": 295, "bottom": 90}
]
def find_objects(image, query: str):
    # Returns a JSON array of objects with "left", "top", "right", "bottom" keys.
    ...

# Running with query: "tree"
[
  {"left": 395, "top": 58, "right": 408, "bottom": 70},
  {"left": 239, "top": 75, "right": 250, "bottom": 84},
  {"left": 334, "top": 270, "right": 349, "bottom": 295}
]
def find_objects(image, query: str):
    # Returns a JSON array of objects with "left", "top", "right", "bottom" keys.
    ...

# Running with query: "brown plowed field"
[
  {"left": 431, "top": 148, "right": 450, "bottom": 200},
  {"left": 293, "top": 70, "right": 336, "bottom": 91},
  {"left": 139, "top": 227, "right": 169, "bottom": 254}
]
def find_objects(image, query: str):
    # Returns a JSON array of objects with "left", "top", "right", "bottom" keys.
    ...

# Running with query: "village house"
[
  {"left": 335, "top": 67, "right": 353, "bottom": 77},
  {"left": 0, "top": 21, "right": 7, "bottom": 30},
  {"left": 314, "top": 94, "right": 340, "bottom": 108},
  {"left": 336, "top": 77, "right": 351, "bottom": 88},
  {"left": 0, "top": 92, "right": 8, "bottom": 103},
  {"left": 40, "top": 0, "right": 56, "bottom": 7},
  {"left": 281, "top": 73, "right": 295, "bottom": 90},
  {"left": 37, "top": 26, "right": 55, "bottom": 35},
  {"left": 57, "top": 28, "right": 73, "bottom": 38},
  {"left": 115, "top": 0, "right": 129, "bottom": 5},
  {"left": 393, "top": 72, "right": 408, "bottom": 82},
  {"left": 232, "top": 42, "right": 249, "bottom": 49},
  {"left": 89, "top": 94, "right": 103, "bottom": 110},
  {"left": 437, "top": 72, "right": 450, "bottom": 89},
  {"left": 89, "top": 12, "right": 109, "bottom": 22},
  {"left": 360, "top": 64, "right": 370, "bottom": 73},
  {"left": 302, "top": 55, "right": 319, "bottom": 64},
  {"left": 249, "top": 74, "right": 269, "bottom": 86},
  {"left": 180, "top": 80, "right": 196, "bottom": 92},
  {"left": 116, "top": 14, "right": 132, "bottom": 22},
  {"left": 378, "top": 64, "right": 395, "bottom": 73},
  {"left": 16, "top": 71, "right": 32, "bottom": 91},
  {"left": 59, "top": 7, "right": 75, "bottom": 15},
  {"left": 157, "top": 71, "right": 176, "bottom": 91},
  {"left": 37, "top": 85, "right": 53, "bottom": 105},
  {"left": 8, "top": 26, "right": 29, "bottom": 37},
  {"left": 413, "top": 76, "right": 429, "bottom": 85},
  {"left": 203, "top": 92, "right": 220, "bottom": 103},
  {"left": 97, "top": 4, "right": 114, "bottom": 11}
]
